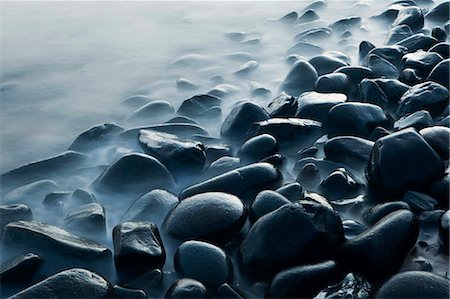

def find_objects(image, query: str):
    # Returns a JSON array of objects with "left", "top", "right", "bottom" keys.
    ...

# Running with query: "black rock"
[
  {"left": 177, "top": 94, "right": 221, "bottom": 119},
  {"left": 113, "top": 285, "right": 147, "bottom": 299},
  {"left": 342, "top": 220, "right": 367, "bottom": 240},
  {"left": 267, "top": 92, "right": 298, "bottom": 117},
  {"left": 393, "top": 110, "right": 433, "bottom": 130},
  {"left": 217, "top": 283, "right": 246, "bottom": 299},
  {"left": 295, "top": 28, "right": 332, "bottom": 43},
  {"left": 316, "top": 73, "right": 352, "bottom": 94},
  {"left": 165, "top": 192, "right": 246, "bottom": 240},
  {"left": 0, "top": 252, "right": 42, "bottom": 284},
  {"left": 249, "top": 190, "right": 290, "bottom": 223},
  {"left": 278, "top": 11, "right": 297, "bottom": 24},
  {"left": 165, "top": 279, "right": 208, "bottom": 299},
  {"left": 8, "top": 268, "right": 113, "bottom": 299},
  {"left": 248, "top": 118, "right": 323, "bottom": 153},
  {"left": 92, "top": 153, "right": 176, "bottom": 196},
  {"left": 238, "top": 134, "right": 278, "bottom": 164},
  {"left": 72, "top": 188, "right": 96, "bottom": 205},
  {"left": 297, "top": 9, "right": 319, "bottom": 24},
  {"left": 279, "top": 59, "right": 318, "bottom": 96},
  {"left": 369, "top": 126, "right": 391, "bottom": 141},
  {"left": 386, "top": 25, "right": 414, "bottom": 45},
  {"left": 318, "top": 168, "right": 361, "bottom": 201},
  {"left": 309, "top": 54, "right": 348, "bottom": 76},
  {"left": 124, "top": 269, "right": 162, "bottom": 297},
  {"left": 166, "top": 116, "right": 199, "bottom": 125},
  {"left": 0, "top": 204, "right": 33, "bottom": 233},
  {"left": 364, "top": 46, "right": 407, "bottom": 68},
  {"left": 399, "top": 68, "right": 422, "bottom": 85},
  {"left": 334, "top": 66, "right": 373, "bottom": 86},
  {"left": 139, "top": 130, "right": 206, "bottom": 182},
  {"left": 204, "top": 144, "right": 233, "bottom": 166},
  {"left": 240, "top": 202, "right": 344, "bottom": 278},
  {"left": 439, "top": 210, "right": 449, "bottom": 252},
  {"left": 400, "top": 50, "right": 443, "bottom": 78},
  {"left": 296, "top": 91, "right": 346, "bottom": 122},
  {"left": 322, "top": 273, "right": 371, "bottom": 299},
  {"left": 69, "top": 123, "right": 124, "bottom": 153},
  {"left": 396, "top": 81, "right": 449, "bottom": 117},
  {"left": 337, "top": 210, "right": 419, "bottom": 280},
  {"left": 208, "top": 84, "right": 239, "bottom": 99},
  {"left": 402, "top": 190, "right": 438, "bottom": 213},
  {"left": 64, "top": 203, "right": 106, "bottom": 236},
  {"left": 359, "top": 41, "right": 375, "bottom": 63},
  {"left": 297, "top": 162, "right": 321, "bottom": 188},
  {"left": 432, "top": 27, "right": 447, "bottom": 42},
  {"left": 425, "top": 1, "right": 450, "bottom": 23},
  {"left": 276, "top": 182, "right": 304, "bottom": 202},
  {"left": 428, "top": 42, "right": 449, "bottom": 59},
  {"left": 120, "top": 123, "right": 208, "bottom": 141},
  {"left": 266, "top": 261, "right": 341, "bottom": 298},
  {"left": 396, "top": 33, "right": 438, "bottom": 52},
  {"left": 330, "top": 16, "right": 361, "bottom": 33},
  {"left": 113, "top": 222, "right": 165, "bottom": 278},
  {"left": 195, "top": 156, "right": 241, "bottom": 183},
  {"left": 127, "top": 101, "right": 174, "bottom": 125},
  {"left": 325, "top": 102, "right": 388, "bottom": 138},
  {"left": 366, "top": 128, "right": 445, "bottom": 196},
  {"left": 220, "top": 101, "right": 269, "bottom": 142},
  {"left": 324, "top": 136, "right": 374, "bottom": 171},
  {"left": 179, "top": 163, "right": 282, "bottom": 203},
  {"left": 427, "top": 59, "right": 450, "bottom": 88},
  {"left": 122, "top": 189, "right": 178, "bottom": 226},
  {"left": 392, "top": 6, "right": 424, "bottom": 32},
  {"left": 367, "top": 54, "right": 400, "bottom": 79},
  {"left": 427, "top": 175, "right": 450, "bottom": 208},
  {"left": 175, "top": 240, "right": 232, "bottom": 287},
  {"left": 419, "top": 126, "right": 450, "bottom": 160},
  {"left": 365, "top": 201, "right": 411, "bottom": 225},
  {"left": 2, "top": 179, "right": 58, "bottom": 205},
  {"left": 42, "top": 191, "right": 70, "bottom": 208},
  {"left": 250, "top": 82, "right": 272, "bottom": 99},
  {"left": 375, "top": 271, "right": 449, "bottom": 298}
]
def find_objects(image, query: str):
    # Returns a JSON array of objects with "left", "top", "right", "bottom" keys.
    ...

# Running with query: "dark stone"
[
  {"left": 334, "top": 66, "right": 373, "bottom": 86},
  {"left": 0, "top": 252, "right": 42, "bottom": 284},
  {"left": 278, "top": 11, "right": 297, "bottom": 24},
  {"left": 396, "top": 81, "right": 449, "bottom": 117},
  {"left": 375, "top": 271, "right": 449, "bottom": 298},
  {"left": 297, "top": 9, "right": 319, "bottom": 23},
  {"left": 165, "top": 192, "right": 246, "bottom": 240},
  {"left": 248, "top": 118, "right": 323, "bottom": 153},
  {"left": 287, "top": 42, "right": 325, "bottom": 57},
  {"left": 296, "top": 146, "right": 318, "bottom": 160},
  {"left": 127, "top": 101, "right": 174, "bottom": 125},
  {"left": 240, "top": 202, "right": 344, "bottom": 278},
  {"left": 342, "top": 220, "right": 367, "bottom": 240},
  {"left": 325, "top": 102, "right": 387, "bottom": 138},
  {"left": 439, "top": 210, "right": 449, "bottom": 252},
  {"left": 324, "top": 136, "right": 374, "bottom": 171},
  {"left": 419, "top": 126, "right": 450, "bottom": 161},
  {"left": 217, "top": 284, "right": 246, "bottom": 299},
  {"left": 309, "top": 54, "right": 348, "bottom": 76},
  {"left": 266, "top": 261, "right": 341, "bottom": 298},
  {"left": 296, "top": 91, "right": 346, "bottom": 122},
  {"left": 220, "top": 101, "right": 269, "bottom": 142},
  {"left": 359, "top": 41, "right": 375, "bottom": 63},
  {"left": 365, "top": 201, "right": 411, "bottom": 225},
  {"left": 366, "top": 128, "right": 445, "bottom": 196},
  {"left": 238, "top": 134, "right": 278, "bottom": 164},
  {"left": 330, "top": 16, "right": 361, "bottom": 33},
  {"left": 69, "top": 123, "right": 124, "bottom": 153},
  {"left": 279, "top": 59, "right": 318, "bottom": 96},
  {"left": 165, "top": 279, "right": 208, "bottom": 299},
  {"left": 399, "top": 68, "right": 422, "bottom": 85},
  {"left": 322, "top": 273, "right": 371, "bottom": 299},
  {"left": 370, "top": 126, "right": 391, "bottom": 141},
  {"left": 113, "top": 285, "right": 147, "bottom": 299},
  {"left": 92, "top": 153, "right": 176, "bottom": 196},
  {"left": 208, "top": 84, "right": 239, "bottom": 99},
  {"left": 296, "top": 162, "right": 321, "bottom": 188},
  {"left": 303, "top": 0, "right": 327, "bottom": 12},
  {"left": 139, "top": 130, "right": 206, "bottom": 182},
  {"left": 396, "top": 33, "right": 438, "bottom": 52},
  {"left": 318, "top": 168, "right": 361, "bottom": 201},
  {"left": 427, "top": 175, "right": 450, "bottom": 208},
  {"left": 177, "top": 94, "right": 222, "bottom": 119},
  {"left": 1, "top": 151, "right": 87, "bottom": 194},
  {"left": 249, "top": 190, "right": 290, "bottom": 223},
  {"left": 400, "top": 50, "right": 443, "bottom": 78},
  {"left": 195, "top": 156, "right": 240, "bottom": 183},
  {"left": 432, "top": 27, "right": 447, "bottom": 42},
  {"left": 0, "top": 204, "right": 33, "bottom": 233},
  {"left": 267, "top": 92, "right": 298, "bottom": 117},
  {"left": 364, "top": 46, "right": 407, "bottom": 68},
  {"left": 402, "top": 191, "right": 438, "bottom": 213},
  {"left": 392, "top": 6, "right": 424, "bottom": 32},
  {"left": 72, "top": 188, "right": 96, "bottom": 205},
  {"left": 276, "top": 182, "right": 303, "bottom": 202},
  {"left": 336, "top": 210, "right": 419, "bottom": 280},
  {"left": 113, "top": 222, "right": 165, "bottom": 278},
  {"left": 175, "top": 240, "right": 232, "bottom": 287},
  {"left": 386, "top": 25, "right": 413, "bottom": 45},
  {"left": 367, "top": 54, "right": 400, "bottom": 79},
  {"left": 250, "top": 82, "right": 272, "bottom": 99},
  {"left": 260, "top": 154, "right": 286, "bottom": 169},
  {"left": 295, "top": 28, "right": 332, "bottom": 43},
  {"left": 166, "top": 116, "right": 199, "bottom": 125},
  {"left": 428, "top": 42, "right": 449, "bottom": 59},
  {"left": 42, "top": 191, "right": 70, "bottom": 208},
  {"left": 427, "top": 59, "right": 450, "bottom": 88},
  {"left": 2, "top": 180, "right": 58, "bottom": 205},
  {"left": 124, "top": 269, "right": 162, "bottom": 297},
  {"left": 393, "top": 110, "right": 433, "bottom": 130},
  {"left": 179, "top": 162, "right": 281, "bottom": 202},
  {"left": 316, "top": 73, "right": 352, "bottom": 94},
  {"left": 7, "top": 268, "right": 113, "bottom": 299},
  {"left": 122, "top": 189, "right": 178, "bottom": 226},
  {"left": 425, "top": 1, "right": 450, "bottom": 23},
  {"left": 176, "top": 78, "right": 198, "bottom": 91},
  {"left": 64, "top": 203, "right": 106, "bottom": 236}
]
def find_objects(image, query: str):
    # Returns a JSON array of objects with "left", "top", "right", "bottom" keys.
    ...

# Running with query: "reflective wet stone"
[
  {"left": 334, "top": 66, "right": 373, "bottom": 87},
  {"left": 367, "top": 54, "right": 399, "bottom": 79},
  {"left": 400, "top": 50, "right": 443, "bottom": 78},
  {"left": 296, "top": 91, "right": 346, "bottom": 122},
  {"left": 428, "top": 42, "right": 449, "bottom": 59},
  {"left": 0, "top": 252, "right": 42, "bottom": 284},
  {"left": 324, "top": 136, "right": 374, "bottom": 170},
  {"left": 165, "top": 279, "right": 208, "bottom": 299},
  {"left": 309, "top": 54, "right": 348, "bottom": 76},
  {"left": 0, "top": 204, "right": 33, "bottom": 233},
  {"left": 359, "top": 40, "right": 375, "bottom": 63},
  {"left": 69, "top": 123, "right": 124, "bottom": 153},
  {"left": 279, "top": 59, "right": 318, "bottom": 96},
  {"left": 396, "top": 33, "right": 438, "bottom": 52},
  {"left": 386, "top": 25, "right": 413, "bottom": 45},
  {"left": 427, "top": 58, "right": 450, "bottom": 88},
  {"left": 113, "top": 285, "right": 147, "bottom": 299},
  {"left": 295, "top": 28, "right": 332, "bottom": 43},
  {"left": 419, "top": 126, "right": 450, "bottom": 161},
  {"left": 177, "top": 94, "right": 221, "bottom": 120},
  {"left": 127, "top": 101, "right": 174, "bottom": 125},
  {"left": 330, "top": 16, "right": 361, "bottom": 33},
  {"left": 393, "top": 110, "right": 433, "bottom": 130},
  {"left": 321, "top": 273, "right": 371, "bottom": 299},
  {"left": 121, "top": 123, "right": 209, "bottom": 141},
  {"left": 276, "top": 182, "right": 303, "bottom": 202},
  {"left": 365, "top": 201, "right": 411, "bottom": 225},
  {"left": 342, "top": 220, "right": 367, "bottom": 240},
  {"left": 267, "top": 92, "right": 298, "bottom": 118},
  {"left": 402, "top": 191, "right": 438, "bottom": 213},
  {"left": 64, "top": 203, "right": 106, "bottom": 236},
  {"left": 195, "top": 156, "right": 241, "bottom": 183},
  {"left": 217, "top": 283, "right": 246, "bottom": 299},
  {"left": 238, "top": 134, "right": 278, "bottom": 164},
  {"left": 425, "top": 1, "right": 450, "bottom": 23},
  {"left": 249, "top": 190, "right": 291, "bottom": 223},
  {"left": 392, "top": 6, "right": 424, "bottom": 32},
  {"left": 318, "top": 168, "right": 361, "bottom": 201},
  {"left": 316, "top": 73, "right": 352, "bottom": 94}
]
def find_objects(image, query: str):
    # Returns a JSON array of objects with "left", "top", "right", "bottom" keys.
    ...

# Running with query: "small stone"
[
  {"left": 2, "top": 180, "right": 58, "bottom": 205},
  {"left": 177, "top": 94, "right": 221, "bottom": 120},
  {"left": 69, "top": 123, "right": 124, "bottom": 153},
  {"left": 279, "top": 59, "right": 318, "bottom": 96},
  {"left": 207, "top": 84, "right": 239, "bottom": 99},
  {"left": 64, "top": 203, "right": 106, "bottom": 236},
  {"left": 278, "top": 11, "right": 297, "bottom": 24},
  {"left": 296, "top": 91, "right": 346, "bottom": 122},
  {"left": 297, "top": 10, "right": 319, "bottom": 23},
  {"left": 165, "top": 279, "right": 208, "bottom": 299},
  {"left": 359, "top": 41, "right": 375, "bottom": 63},
  {"left": 0, "top": 204, "right": 33, "bottom": 233},
  {"left": 324, "top": 136, "right": 374, "bottom": 171},
  {"left": 419, "top": 126, "right": 450, "bottom": 161},
  {"left": 386, "top": 25, "right": 413, "bottom": 45},
  {"left": 309, "top": 54, "right": 348, "bottom": 76},
  {"left": 342, "top": 220, "right": 367, "bottom": 240},
  {"left": 396, "top": 33, "right": 438, "bottom": 52},
  {"left": 367, "top": 54, "right": 400, "bottom": 79},
  {"left": 318, "top": 168, "right": 361, "bottom": 201},
  {"left": 176, "top": 78, "right": 198, "bottom": 91},
  {"left": 392, "top": 6, "right": 424, "bottom": 32},
  {"left": 365, "top": 201, "right": 411, "bottom": 225},
  {"left": 316, "top": 73, "right": 352, "bottom": 94},
  {"left": 249, "top": 190, "right": 291, "bottom": 223},
  {"left": 402, "top": 191, "right": 438, "bottom": 213},
  {"left": 428, "top": 42, "right": 449, "bottom": 59},
  {"left": 238, "top": 134, "right": 278, "bottom": 164},
  {"left": 0, "top": 252, "right": 42, "bottom": 284},
  {"left": 287, "top": 42, "right": 325, "bottom": 57},
  {"left": 121, "top": 95, "right": 151, "bottom": 110},
  {"left": 400, "top": 50, "right": 443, "bottom": 78},
  {"left": 295, "top": 28, "right": 332, "bottom": 43},
  {"left": 127, "top": 101, "right": 174, "bottom": 125},
  {"left": 276, "top": 182, "right": 304, "bottom": 202},
  {"left": 439, "top": 210, "right": 449, "bottom": 252},
  {"left": 267, "top": 92, "right": 298, "bottom": 118},
  {"left": 393, "top": 110, "right": 433, "bottom": 130},
  {"left": 113, "top": 285, "right": 147, "bottom": 299},
  {"left": 233, "top": 60, "right": 259, "bottom": 76},
  {"left": 427, "top": 59, "right": 450, "bottom": 88},
  {"left": 42, "top": 191, "right": 70, "bottom": 208},
  {"left": 330, "top": 16, "right": 361, "bottom": 33},
  {"left": 425, "top": 2, "right": 449, "bottom": 23},
  {"left": 72, "top": 188, "right": 96, "bottom": 205}
]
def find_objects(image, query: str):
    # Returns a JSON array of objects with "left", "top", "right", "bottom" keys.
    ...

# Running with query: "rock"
[
  {"left": 139, "top": 130, "right": 206, "bottom": 182},
  {"left": 425, "top": 2, "right": 449, "bottom": 23},
  {"left": 365, "top": 201, "right": 411, "bottom": 225},
  {"left": 248, "top": 118, "right": 323, "bottom": 153},
  {"left": 165, "top": 192, "right": 246, "bottom": 240},
  {"left": 303, "top": 0, "right": 327, "bottom": 12},
  {"left": 1, "top": 151, "right": 87, "bottom": 194},
  {"left": 325, "top": 102, "right": 387, "bottom": 138},
  {"left": 42, "top": 191, "right": 70, "bottom": 208},
  {"left": 296, "top": 146, "right": 318, "bottom": 160},
  {"left": 394, "top": 110, "right": 433, "bottom": 130},
  {"left": 122, "top": 189, "right": 178, "bottom": 226},
  {"left": 334, "top": 66, "right": 373, "bottom": 87},
  {"left": 400, "top": 50, "right": 443, "bottom": 78},
  {"left": 112, "top": 285, "right": 147, "bottom": 299},
  {"left": 121, "top": 95, "right": 151, "bottom": 110},
  {"left": 127, "top": 101, "right": 174, "bottom": 125},
  {"left": 367, "top": 54, "right": 400, "bottom": 79},
  {"left": 297, "top": 162, "right": 321, "bottom": 188},
  {"left": 397, "top": 81, "right": 449, "bottom": 117},
  {"left": 266, "top": 261, "right": 341, "bottom": 298},
  {"left": 419, "top": 126, "right": 450, "bottom": 160},
  {"left": 409, "top": 256, "right": 433, "bottom": 272},
  {"left": 121, "top": 123, "right": 208, "bottom": 141},
  {"left": 367, "top": 128, "right": 445, "bottom": 196},
  {"left": 238, "top": 134, "right": 278, "bottom": 164},
  {"left": 250, "top": 82, "right": 272, "bottom": 99},
  {"left": 337, "top": 210, "right": 419, "bottom": 280},
  {"left": 177, "top": 94, "right": 221, "bottom": 120},
  {"left": 220, "top": 101, "right": 269, "bottom": 142},
  {"left": 207, "top": 84, "right": 239, "bottom": 99},
  {"left": 124, "top": 269, "right": 162, "bottom": 296},
  {"left": 296, "top": 91, "right": 346, "bottom": 122},
  {"left": 279, "top": 59, "right": 318, "bottom": 96},
  {"left": 316, "top": 73, "right": 352, "bottom": 94},
  {"left": 249, "top": 190, "right": 291, "bottom": 223},
  {"left": 233, "top": 60, "right": 258, "bottom": 76},
  {"left": 64, "top": 203, "right": 106, "bottom": 236},
  {"left": 240, "top": 202, "right": 344, "bottom": 278},
  {"left": 428, "top": 42, "right": 449, "bottom": 59},
  {"left": 0, "top": 252, "right": 42, "bottom": 284},
  {"left": 69, "top": 123, "right": 124, "bottom": 153},
  {"left": 324, "top": 136, "right": 374, "bottom": 170},
  {"left": 396, "top": 33, "right": 438, "bottom": 52},
  {"left": 278, "top": 11, "right": 297, "bottom": 24},
  {"left": 165, "top": 279, "right": 208, "bottom": 299},
  {"left": 318, "top": 168, "right": 361, "bottom": 201},
  {"left": 427, "top": 175, "right": 449, "bottom": 208},
  {"left": 399, "top": 68, "right": 422, "bottom": 85},
  {"left": 427, "top": 59, "right": 450, "bottom": 88},
  {"left": 287, "top": 42, "right": 325, "bottom": 57},
  {"left": 195, "top": 156, "right": 241, "bottom": 183},
  {"left": 297, "top": 10, "right": 319, "bottom": 23},
  {"left": 0, "top": 204, "right": 33, "bottom": 233},
  {"left": 402, "top": 191, "right": 438, "bottom": 213},
  {"left": 276, "top": 182, "right": 304, "bottom": 202},
  {"left": 392, "top": 6, "right": 424, "bottom": 32},
  {"left": 217, "top": 283, "right": 246, "bottom": 299},
  {"left": 432, "top": 26, "right": 447, "bottom": 42},
  {"left": 92, "top": 153, "right": 176, "bottom": 196},
  {"left": 72, "top": 188, "right": 96, "bottom": 205},
  {"left": 113, "top": 222, "right": 165, "bottom": 278},
  {"left": 330, "top": 16, "right": 361, "bottom": 33},
  {"left": 342, "top": 220, "right": 367, "bottom": 240},
  {"left": 7, "top": 268, "right": 112, "bottom": 299},
  {"left": 322, "top": 273, "right": 371, "bottom": 299},
  {"left": 295, "top": 28, "right": 332, "bottom": 43},
  {"left": 176, "top": 78, "right": 198, "bottom": 91},
  {"left": 309, "top": 54, "right": 348, "bottom": 76},
  {"left": 386, "top": 25, "right": 414, "bottom": 45},
  {"left": 175, "top": 240, "right": 232, "bottom": 287},
  {"left": 359, "top": 41, "right": 375, "bottom": 63},
  {"left": 166, "top": 116, "right": 199, "bottom": 125},
  {"left": 440, "top": 210, "right": 449, "bottom": 252},
  {"left": 267, "top": 92, "right": 298, "bottom": 117},
  {"left": 2, "top": 180, "right": 58, "bottom": 205},
  {"left": 375, "top": 271, "right": 449, "bottom": 298}
]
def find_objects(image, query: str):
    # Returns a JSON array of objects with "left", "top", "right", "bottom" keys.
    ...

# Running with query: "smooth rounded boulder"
[
  {"left": 296, "top": 91, "right": 346, "bottom": 122},
  {"left": 249, "top": 190, "right": 290, "bottom": 223},
  {"left": 267, "top": 92, "right": 298, "bottom": 117},
  {"left": 165, "top": 279, "right": 208, "bottom": 299},
  {"left": 324, "top": 136, "right": 374, "bottom": 170},
  {"left": 279, "top": 59, "right": 318, "bottom": 97},
  {"left": 238, "top": 134, "right": 278, "bottom": 164},
  {"left": 68, "top": 123, "right": 124, "bottom": 153},
  {"left": 177, "top": 94, "right": 221, "bottom": 119}
]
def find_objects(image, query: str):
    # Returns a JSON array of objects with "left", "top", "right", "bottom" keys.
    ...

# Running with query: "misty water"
[{"left": 1, "top": 0, "right": 449, "bottom": 298}]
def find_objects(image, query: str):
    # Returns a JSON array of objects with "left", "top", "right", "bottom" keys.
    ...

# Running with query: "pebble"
[
  {"left": 396, "top": 33, "right": 438, "bottom": 52},
  {"left": 287, "top": 42, "right": 325, "bottom": 57},
  {"left": 267, "top": 92, "right": 298, "bottom": 118},
  {"left": 249, "top": 190, "right": 291, "bottom": 223},
  {"left": 208, "top": 84, "right": 240, "bottom": 99},
  {"left": 165, "top": 279, "right": 208, "bottom": 299},
  {"left": 275, "top": 182, "right": 304, "bottom": 202},
  {"left": 402, "top": 191, "right": 438, "bottom": 213},
  {"left": 278, "top": 11, "right": 297, "bottom": 24},
  {"left": 324, "top": 136, "right": 374, "bottom": 170},
  {"left": 322, "top": 273, "right": 371, "bottom": 299},
  {"left": 295, "top": 27, "right": 332, "bottom": 43},
  {"left": 330, "top": 16, "right": 362, "bottom": 33},
  {"left": 359, "top": 41, "right": 375, "bottom": 63},
  {"left": 419, "top": 126, "right": 450, "bottom": 160},
  {"left": 365, "top": 201, "right": 411, "bottom": 225},
  {"left": 176, "top": 78, "right": 198, "bottom": 91},
  {"left": 195, "top": 156, "right": 240, "bottom": 183},
  {"left": 318, "top": 168, "right": 361, "bottom": 201},
  {"left": 177, "top": 94, "right": 222, "bottom": 120},
  {"left": 0, "top": 204, "right": 33, "bottom": 233},
  {"left": 428, "top": 42, "right": 449, "bottom": 59},
  {"left": 439, "top": 210, "right": 449, "bottom": 252},
  {"left": 121, "top": 95, "right": 151, "bottom": 110},
  {"left": 309, "top": 54, "right": 348, "bottom": 76},
  {"left": 279, "top": 59, "right": 318, "bottom": 96},
  {"left": 427, "top": 58, "right": 449, "bottom": 88},
  {"left": 316, "top": 73, "right": 352, "bottom": 94},
  {"left": 431, "top": 27, "right": 447, "bottom": 42},
  {"left": 393, "top": 110, "right": 433, "bottom": 130},
  {"left": 296, "top": 91, "right": 346, "bottom": 122},
  {"left": 238, "top": 134, "right": 278, "bottom": 164},
  {"left": 127, "top": 101, "right": 174, "bottom": 125},
  {"left": 400, "top": 50, "right": 443, "bottom": 78},
  {"left": 0, "top": 252, "right": 42, "bottom": 284},
  {"left": 425, "top": 1, "right": 450, "bottom": 23},
  {"left": 69, "top": 123, "right": 124, "bottom": 153},
  {"left": 367, "top": 54, "right": 400, "bottom": 79},
  {"left": 297, "top": 10, "right": 319, "bottom": 24},
  {"left": 233, "top": 60, "right": 259, "bottom": 76},
  {"left": 2, "top": 179, "right": 58, "bottom": 205},
  {"left": 113, "top": 285, "right": 147, "bottom": 299},
  {"left": 386, "top": 25, "right": 414, "bottom": 45},
  {"left": 64, "top": 203, "right": 106, "bottom": 236}
]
